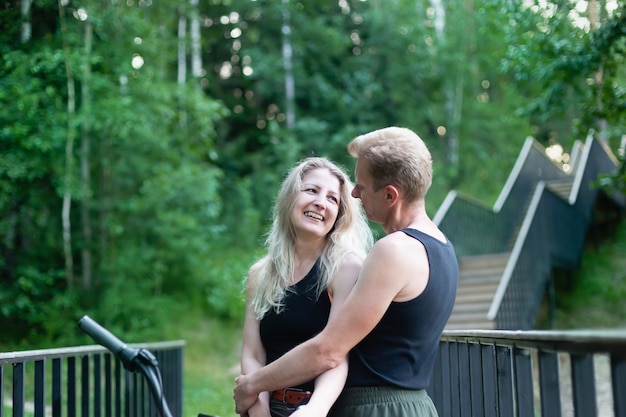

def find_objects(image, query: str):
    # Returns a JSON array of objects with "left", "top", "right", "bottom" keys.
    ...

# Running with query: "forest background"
[
  {"left": 2, "top": 0, "right": 626, "bottom": 348},
  {"left": 1, "top": 0, "right": 626, "bottom": 414}
]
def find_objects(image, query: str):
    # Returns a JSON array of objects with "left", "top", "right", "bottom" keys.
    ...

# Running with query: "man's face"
[{"left": 351, "top": 159, "right": 385, "bottom": 223}]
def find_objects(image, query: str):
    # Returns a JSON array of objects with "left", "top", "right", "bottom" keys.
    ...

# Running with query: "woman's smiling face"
[{"left": 291, "top": 168, "right": 341, "bottom": 239}]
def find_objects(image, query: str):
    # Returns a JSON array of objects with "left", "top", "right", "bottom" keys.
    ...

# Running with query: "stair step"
[
  {"left": 448, "top": 252, "right": 508, "bottom": 330},
  {"left": 459, "top": 272, "right": 501, "bottom": 282},
  {"left": 447, "top": 311, "right": 490, "bottom": 322},
  {"left": 457, "top": 281, "right": 499, "bottom": 295},
  {"left": 458, "top": 268, "right": 506, "bottom": 274},
  {"left": 458, "top": 253, "right": 509, "bottom": 272},
  {"left": 451, "top": 303, "right": 490, "bottom": 314},
  {"left": 546, "top": 179, "right": 574, "bottom": 200},
  {"left": 446, "top": 320, "right": 495, "bottom": 330},
  {"left": 457, "top": 280, "right": 499, "bottom": 291},
  {"left": 453, "top": 296, "right": 491, "bottom": 305},
  {"left": 459, "top": 278, "right": 495, "bottom": 288},
  {"left": 456, "top": 293, "right": 493, "bottom": 302}
]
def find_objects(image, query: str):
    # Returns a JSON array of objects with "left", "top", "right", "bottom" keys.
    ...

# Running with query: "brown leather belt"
[{"left": 271, "top": 388, "right": 312, "bottom": 405}]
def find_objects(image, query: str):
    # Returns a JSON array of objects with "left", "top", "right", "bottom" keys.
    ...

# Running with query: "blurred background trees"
[{"left": 1, "top": 0, "right": 624, "bottom": 346}]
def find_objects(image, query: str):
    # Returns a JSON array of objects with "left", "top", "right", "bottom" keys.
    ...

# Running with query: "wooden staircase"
[
  {"left": 444, "top": 180, "right": 574, "bottom": 330},
  {"left": 546, "top": 178, "right": 574, "bottom": 201},
  {"left": 445, "top": 252, "right": 510, "bottom": 330}
]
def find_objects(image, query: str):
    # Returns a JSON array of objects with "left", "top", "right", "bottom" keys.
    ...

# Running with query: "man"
[{"left": 234, "top": 126, "right": 458, "bottom": 416}]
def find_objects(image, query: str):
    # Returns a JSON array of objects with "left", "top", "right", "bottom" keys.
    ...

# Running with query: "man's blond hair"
[{"left": 348, "top": 126, "right": 433, "bottom": 203}]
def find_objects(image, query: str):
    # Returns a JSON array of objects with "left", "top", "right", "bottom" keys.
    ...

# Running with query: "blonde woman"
[{"left": 239, "top": 157, "right": 373, "bottom": 417}]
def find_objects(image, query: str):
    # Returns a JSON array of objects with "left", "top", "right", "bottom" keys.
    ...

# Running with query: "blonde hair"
[
  {"left": 251, "top": 157, "right": 373, "bottom": 318},
  {"left": 348, "top": 126, "right": 433, "bottom": 203}
]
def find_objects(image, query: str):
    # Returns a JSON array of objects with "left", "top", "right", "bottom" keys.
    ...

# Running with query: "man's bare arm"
[{"left": 234, "top": 239, "right": 410, "bottom": 414}]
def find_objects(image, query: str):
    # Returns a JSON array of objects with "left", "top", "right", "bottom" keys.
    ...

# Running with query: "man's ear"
[{"left": 384, "top": 185, "right": 400, "bottom": 205}]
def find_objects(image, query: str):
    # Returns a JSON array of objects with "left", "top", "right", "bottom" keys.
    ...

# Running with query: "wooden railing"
[
  {"left": 429, "top": 329, "right": 626, "bottom": 417},
  {"left": 0, "top": 341, "right": 184, "bottom": 417},
  {"left": 4, "top": 330, "right": 626, "bottom": 417}
]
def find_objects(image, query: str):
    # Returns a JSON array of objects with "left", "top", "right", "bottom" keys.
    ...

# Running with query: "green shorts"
[{"left": 330, "top": 386, "right": 439, "bottom": 417}]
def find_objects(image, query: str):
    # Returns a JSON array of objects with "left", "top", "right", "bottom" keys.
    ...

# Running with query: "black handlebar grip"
[{"left": 78, "top": 315, "right": 127, "bottom": 355}]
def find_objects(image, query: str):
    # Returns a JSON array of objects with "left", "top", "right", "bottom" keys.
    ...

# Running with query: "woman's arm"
[
  {"left": 291, "top": 254, "right": 362, "bottom": 416},
  {"left": 240, "top": 262, "right": 271, "bottom": 417},
  {"left": 291, "top": 357, "right": 347, "bottom": 417}
]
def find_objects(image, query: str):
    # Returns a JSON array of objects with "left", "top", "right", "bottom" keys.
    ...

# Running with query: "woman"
[{"left": 240, "top": 157, "right": 373, "bottom": 417}]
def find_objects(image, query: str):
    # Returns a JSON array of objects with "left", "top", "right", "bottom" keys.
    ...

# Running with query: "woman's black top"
[{"left": 260, "top": 260, "right": 331, "bottom": 392}]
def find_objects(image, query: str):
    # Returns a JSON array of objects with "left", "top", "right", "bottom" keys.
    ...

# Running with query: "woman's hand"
[{"left": 244, "top": 398, "right": 272, "bottom": 417}]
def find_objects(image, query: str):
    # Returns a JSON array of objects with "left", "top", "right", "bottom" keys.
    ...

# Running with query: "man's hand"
[{"left": 234, "top": 375, "right": 257, "bottom": 415}]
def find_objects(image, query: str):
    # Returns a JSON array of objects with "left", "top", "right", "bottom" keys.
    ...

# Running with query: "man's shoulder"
[
  {"left": 363, "top": 231, "right": 428, "bottom": 301},
  {"left": 369, "top": 231, "right": 426, "bottom": 263},
  {"left": 375, "top": 229, "right": 423, "bottom": 248}
]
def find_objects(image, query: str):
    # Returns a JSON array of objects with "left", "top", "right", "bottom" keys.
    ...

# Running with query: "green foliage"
[
  {"left": 202, "top": 248, "right": 260, "bottom": 320},
  {"left": 1, "top": 0, "right": 625, "bottom": 349},
  {"left": 0, "top": 0, "right": 236, "bottom": 345},
  {"left": 2, "top": 3, "right": 625, "bottom": 414},
  {"left": 94, "top": 284, "right": 192, "bottom": 343},
  {"left": 552, "top": 221, "right": 626, "bottom": 328},
  {"left": 596, "top": 152, "right": 626, "bottom": 196},
  {"left": 0, "top": 267, "right": 69, "bottom": 346},
  {"left": 497, "top": 0, "right": 626, "bottom": 148},
  {"left": 0, "top": 46, "right": 72, "bottom": 346}
]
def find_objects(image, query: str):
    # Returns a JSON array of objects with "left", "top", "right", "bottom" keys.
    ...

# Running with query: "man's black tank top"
[
  {"left": 346, "top": 228, "right": 458, "bottom": 389},
  {"left": 260, "top": 260, "right": 331, "bottom": 392}
]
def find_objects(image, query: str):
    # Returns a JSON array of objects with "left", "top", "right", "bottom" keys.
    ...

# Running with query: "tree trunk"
[
  {"left": 178, "top": 9, "right": 187, "bottom": 85},
  {"left": 431, "top": 0, "right": 459, "bottom": 169},
  {"left": 281, "top": 0, "right": 295, "bottom": 129},
  {"left": 81, "top": 2, "right": 93, "bottom": 291},
  {"left": 449, "top": 0, "right": 472, "bottom": 170},
  {"left": 588, "top": 0, "right": 608, "bottom": 140},
  {"left": 190, "top": 0, "right": 202, "bottom": 79},
  {"left": 178, "top": 7, "right": 188, "bottom": 128},
  {"left": 58, "top": 0, "right": 75, "bottom": 287},
  {"left": 21, "top": 0, "right": 32, "bottom": 43}
]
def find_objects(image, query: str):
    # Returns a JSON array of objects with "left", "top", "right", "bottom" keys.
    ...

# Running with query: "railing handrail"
[
  {"left": 442, "top": 328, "right": 626, "bottom": 353},
  {"left": 487, "top": 182, "right": 545, "bottom": 320},
  {"left": 493, "top": 136, "right": 535, "bottom": 213},
  {"left": 0, "top": 340, "right": 186, "bottom": 364},
  {"left": 568, "top": 131, "right": 595, "bottom": 205},
  {"left": 433, "top": 190, "right": 498, "bottom": 227},
  {"left": 432, "top": 190, "right": 457, "bottom": 226}
]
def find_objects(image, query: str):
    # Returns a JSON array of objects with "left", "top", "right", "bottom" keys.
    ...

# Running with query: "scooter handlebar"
[{"left": 78, "top": 315, "right": 127, "bottom": 355}]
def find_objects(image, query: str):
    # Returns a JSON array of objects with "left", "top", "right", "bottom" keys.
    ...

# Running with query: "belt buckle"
[{"left": 284, "top": 387, "right": 303, "bottom": 403}]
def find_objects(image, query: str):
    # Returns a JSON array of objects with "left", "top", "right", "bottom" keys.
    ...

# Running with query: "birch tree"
[
  {"left": 282, "top": 0, "right": 295, "bottom": 129},
  {"left": 190, "top": 0, "right": 203, "bottom": 79},
  {"left": 177, "top": 6, "right": 187, "bottom": 85},
  {"left": 431, "top": 0, "right": 467, "bottom": 171},
  {"left": 81, "top": 0, "right": 93, "bottom": 291},
  {"left": 21, "top": 0, "right": 32, "bottom": 43},
  {"left": 58, "top": 0, "right": 76, "bottom": 288}
]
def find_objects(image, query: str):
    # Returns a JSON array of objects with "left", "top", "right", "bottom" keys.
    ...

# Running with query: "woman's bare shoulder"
[{"left": 246, "top": 257, "right": 267, "bottom": 287}]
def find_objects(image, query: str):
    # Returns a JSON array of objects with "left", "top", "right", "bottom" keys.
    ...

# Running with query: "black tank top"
[
  {"left": 260, "top": 260, "right": 331, "bottom": 392},
  {"left": 346, "top": 228, "right": 458, "bottom": 389}
]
